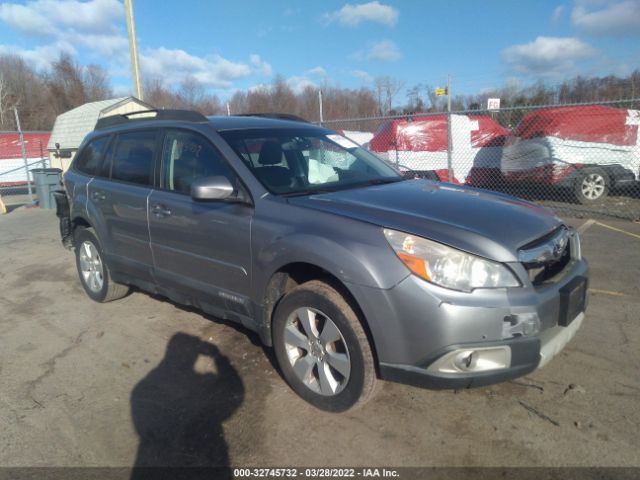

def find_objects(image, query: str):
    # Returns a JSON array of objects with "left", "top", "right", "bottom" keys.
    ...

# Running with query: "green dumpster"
[{"left": 31, "top": 168, "right": 63, "bottom": 209}]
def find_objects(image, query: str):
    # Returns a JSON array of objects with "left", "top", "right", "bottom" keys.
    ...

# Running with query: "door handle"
[
  {"left": 91, "top": 191, "right": 106, "bottom": 201},
  {"left": 151, "top": 204, "right": 172, "bottom": 217}
]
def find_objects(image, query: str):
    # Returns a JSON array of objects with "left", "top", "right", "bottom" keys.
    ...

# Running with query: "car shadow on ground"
[{"left": 129, "top": 332, "right": 244, "bottom": 480}]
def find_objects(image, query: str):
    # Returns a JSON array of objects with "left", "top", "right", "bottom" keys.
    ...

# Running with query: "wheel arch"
[
  {"left": 70, "top": 216, "right": 92, "bottom": 245},
  {"left": 260, "top": 262, "right": 380, "bottom": 374}
]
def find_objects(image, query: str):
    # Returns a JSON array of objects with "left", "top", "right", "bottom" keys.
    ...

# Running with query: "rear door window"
[
  {"left": 74, "top": 136, "right": 111, "bottom": 176},
  {"left": 111, "top": 131, "right": 157, "bottom": 186}
]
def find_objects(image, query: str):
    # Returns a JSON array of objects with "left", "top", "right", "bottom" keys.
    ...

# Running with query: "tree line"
[
  {"left": 0, "top": 52, "right": 638, "bottom": 132},
  {"left": 405, "top": 73, "right": 640, "bottom": 115},
  {"left": 0, "top": 53, "right": 112, "bottom": 131}
]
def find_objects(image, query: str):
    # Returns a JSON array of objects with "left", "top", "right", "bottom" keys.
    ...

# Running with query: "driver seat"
[{"left": 254, "top": 141, "right": 294, "bottom": 190}]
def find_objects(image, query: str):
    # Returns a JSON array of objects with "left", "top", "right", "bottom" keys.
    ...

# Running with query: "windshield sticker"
[{"left": 326, "top": 134, "right": 359, "bottom": 149}]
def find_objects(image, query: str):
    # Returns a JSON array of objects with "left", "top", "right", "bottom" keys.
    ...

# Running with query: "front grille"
[
  {"left": 519, "top": 226, "right": 573, "bottom": 285},
  {"left": 524, "top": 242, "right": 571, "bottom": 285}
]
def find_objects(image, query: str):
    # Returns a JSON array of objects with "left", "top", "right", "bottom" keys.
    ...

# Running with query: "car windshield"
[{"left": 219, "top": 128, "right": 402, "bottom": 195}]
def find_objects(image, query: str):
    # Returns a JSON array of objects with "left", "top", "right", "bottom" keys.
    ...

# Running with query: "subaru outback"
[{"left": 54, "top": 110, "right": 588, "bottom": 412}]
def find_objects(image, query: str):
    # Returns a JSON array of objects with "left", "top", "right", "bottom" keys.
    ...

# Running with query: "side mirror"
[{"left": 191, "top": 176, "right": 234, "bottom": 201}]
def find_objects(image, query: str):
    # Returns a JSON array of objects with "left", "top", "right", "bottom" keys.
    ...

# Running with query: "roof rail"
[
  {"left": 95, "top": 109, "right": 208, "bottom": 130},
  {"left": 236, "top": 113, "right": 309, "bottom": 123}
]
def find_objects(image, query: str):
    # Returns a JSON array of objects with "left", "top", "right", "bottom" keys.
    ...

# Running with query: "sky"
[{"left": 0, "top": 0, "right": 639, "bottom": 102}]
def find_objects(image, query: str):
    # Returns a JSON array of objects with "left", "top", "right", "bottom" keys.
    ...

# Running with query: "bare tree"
[
  {"left": 406, "top": 84, "right": 426, "bottom": 113},
  {"left": 228, "top": 90, "right": 248, "bottom": 115},
  {"left": 0, "top": 72, "right": 10, "bottom": 129},
  {"left": 270, "top": 76, "right": 297, "bottom": 113},
  {"left": 3, "top": 50, "right": 640, "bottom": 131},
  {"left": 84, "top": 64, "right": 112, "bottom": 101},
  {"left": 47, "top": 53, "right": 88, "bottom": 113},
  {"left": 144, "top": 77, "right": 182, "bottom": 109},
  {"left": 0, "top": 54, "right": 54, "bottom": 130},
  {"left": 178, "top": 76, "right": 206, "bottom": 109},
  {"left": 374, "top": 76, "right": 405, "bottom": 115}
]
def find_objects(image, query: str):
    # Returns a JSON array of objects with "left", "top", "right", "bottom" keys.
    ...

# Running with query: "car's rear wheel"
[
  {"left": 574, "top": 167, "right": 609, "bottom": 204},
  {"left": 272, "top": 280, "right": 377, "bottom": 412},
  {"left": 75, "top": 227, "right": 129, "bottom": 303}
]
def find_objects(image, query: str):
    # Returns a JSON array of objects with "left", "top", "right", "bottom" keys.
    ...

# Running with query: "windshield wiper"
[
  {"left": 365, "top": 177, "right": 405, "bottom": 185},
  {"left": 283, "top": 178, "right": 403, "bottom": 197},
  {"left": 350, "top": 177, "right": 405, "bottom": 189},
  {"left": 281, "top": 187, "right": 338, "bottom": 197}
]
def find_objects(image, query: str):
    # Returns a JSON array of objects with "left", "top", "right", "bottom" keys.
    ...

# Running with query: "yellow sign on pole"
[{"left": 435, "top": 87, "right": 448, "bottom": 96}]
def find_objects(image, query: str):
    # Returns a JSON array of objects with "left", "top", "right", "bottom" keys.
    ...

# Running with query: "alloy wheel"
[
  {"left": 79, "top": 240, "right": 104, "bottom": 293},
  {"left": 283, "top": 307, "right": 351, "bottom": 396},
  {"left": 581, "top": 173, "right": 606, "bottom": 200}
]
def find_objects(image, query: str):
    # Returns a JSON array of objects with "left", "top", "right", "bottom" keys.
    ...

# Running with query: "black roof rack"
[
  {"left": 236, "top": 113, "right": 309, "bottom": 123},
  {"left": 95, "top": 109, "right": 208, "bottom": 130}
]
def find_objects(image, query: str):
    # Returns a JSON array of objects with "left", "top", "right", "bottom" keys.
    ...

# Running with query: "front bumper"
[
  {"left": 379, "top": 312, "right": 584, "bottom": 389},
  {"left": 346, "top": 251, "right": 588, "bottom": 390}
]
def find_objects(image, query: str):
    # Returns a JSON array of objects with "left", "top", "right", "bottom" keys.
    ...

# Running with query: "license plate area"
[{"left": 558, "top": 276, "right": 587, "bottom": 327}]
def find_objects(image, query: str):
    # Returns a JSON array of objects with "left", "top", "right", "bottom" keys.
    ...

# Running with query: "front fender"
[
  {"left": 254, "top": 230, "right": 408, "bottom": 299},
  {"left": 251, "top": 228, "right": 410, "bottom": 350}
]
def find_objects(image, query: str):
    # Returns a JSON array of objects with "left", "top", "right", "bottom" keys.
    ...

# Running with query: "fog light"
[
  {"left": 453, "top": 351, "right": 475, "bottom": 371},
  {"left": 427, "top": 346, "right": 511, "bottom": 374}
]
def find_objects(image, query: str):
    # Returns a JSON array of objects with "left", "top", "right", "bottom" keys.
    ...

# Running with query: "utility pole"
[
  {"left": 124, "top": 0, "right": 143, "bottom": 100},
  {"left": 14, "top": 107, "right": 33, "bottom": 203},
  {"left": 318, "top": 89, "right": 324, "bottom": 124},
  {"left": 446, "top": 74, "right": 452, "bottom": 183}
]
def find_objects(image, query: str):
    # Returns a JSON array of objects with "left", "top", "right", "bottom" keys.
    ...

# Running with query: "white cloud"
[
  {"left": 0, "top": 0, "right": 273, "bottom": 91},
  {"left": 551, "top": 5, "right": 565, "bottom": 23},
  {"left": 364, "top": 39, "right": 402, "bottom": 62},
  {"left": 307, "top": 66, "right": 327, "bottom": 77},
  {"left": 0, "top": 0, "right": 126, "bottom": 69},
  {"left": 249, "top": 74, "right": 320, "bottom": 95},
  {"left": 287, "top": 76, "right": 317, "bottom": 94},
  {"left": 323, "top": 1, "right": 399, "bottom": 27},
  {"left": 248, "top": 83, "right": 271, "bottom": 93},
  {"left": 0, "top": 0, "right": 123, "bottom": 36},
  {"left": 250, "top": 54, "right": 273, "bottom": 76},
  {"left": 0, "top": 41, "right": 76, "bottom": 70},
  {"left": 68, "top": 32, "right": 128, "bottom": 57},
  {"left": 351, "top": 69, "right": 373, "bottom": 82},
  {"left": 571, "top": 0, "right": 640, "bottom": 36},
  {"left": 502, "top": 36, "right": 597, "bottom": 76},
  {"left": 141, "top": 48, "right": 253, "bottom": 89}
]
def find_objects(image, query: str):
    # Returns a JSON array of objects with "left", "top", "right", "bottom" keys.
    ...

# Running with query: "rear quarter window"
[{"left": 73, "top": 136, "right": 111, "bottom": 176}]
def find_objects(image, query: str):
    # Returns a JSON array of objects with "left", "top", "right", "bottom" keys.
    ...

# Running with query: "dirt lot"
[{"left": 0, "top": 208, "right": 639, "bottom": 472}]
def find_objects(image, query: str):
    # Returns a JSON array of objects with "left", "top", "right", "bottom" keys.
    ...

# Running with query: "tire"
[
  {"left": 272, "top": 280, "right": 377, "bottom": 412},
  {"left": 74, "top": 227, "right": 130, "bottom": 303},
  {"left": 574, "top": 167, "right": 609, "bottom": 204}
]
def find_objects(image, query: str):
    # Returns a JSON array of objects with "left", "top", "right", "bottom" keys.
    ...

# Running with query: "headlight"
[{"left": 383, "top": 228, "right": 520, "bottom": 292}]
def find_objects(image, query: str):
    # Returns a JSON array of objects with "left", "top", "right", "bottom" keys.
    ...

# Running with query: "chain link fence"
[
  {"left": 0, "top": 131, "right": 49, "bottom": 210},
  {"left": 321, "top": 99, "right": 640, "bottom": 221}
]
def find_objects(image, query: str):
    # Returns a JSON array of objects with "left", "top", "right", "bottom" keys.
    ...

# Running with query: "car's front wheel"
[
  {"left": 272, "top": 280, "right": 377, "bottom": 412},
  {"left": 75, "top": 227, "right": 130, "bottom": 303}
]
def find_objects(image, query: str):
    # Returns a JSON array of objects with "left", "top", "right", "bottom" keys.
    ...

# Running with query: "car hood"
[{"left": 287, "top": 180, "right": 562, "bottom": 262}]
